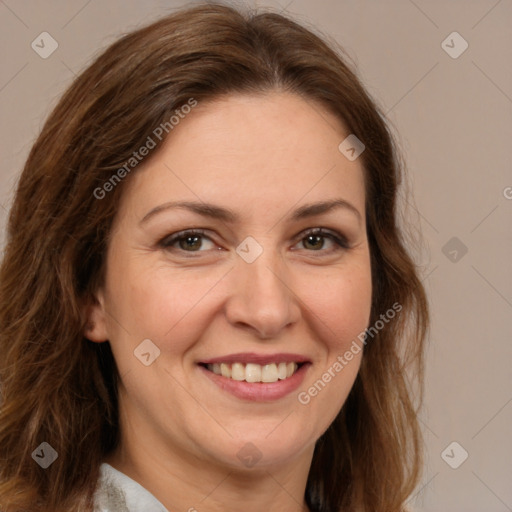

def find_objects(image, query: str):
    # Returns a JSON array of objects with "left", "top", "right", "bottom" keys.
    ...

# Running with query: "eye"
[
  {"left": 159, "top": 229, "right": 217, "bottom": 254},
  {"left": 159, "top": 227, "right": 350, "bottom": 257},
  {"left": 293, "top": 227, "right": 350, "bottom": 254}
]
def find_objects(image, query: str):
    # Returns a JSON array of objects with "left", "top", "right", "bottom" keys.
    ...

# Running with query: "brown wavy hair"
[{"left": 0, "top": 3, "right": 429, "bottom": 511}]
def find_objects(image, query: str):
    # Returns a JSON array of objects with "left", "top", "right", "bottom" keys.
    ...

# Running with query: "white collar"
[{"left": 94, "top": 462, "right": 169, "bottom": 512}]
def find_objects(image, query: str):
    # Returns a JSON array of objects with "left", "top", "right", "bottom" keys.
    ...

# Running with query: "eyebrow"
[{"left": 140, "top": 198, "right": 362, "bottom": 225}]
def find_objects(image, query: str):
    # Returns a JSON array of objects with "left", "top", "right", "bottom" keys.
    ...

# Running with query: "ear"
[{"left": 82, "top": 290, "right": 109, "bottom": 343}]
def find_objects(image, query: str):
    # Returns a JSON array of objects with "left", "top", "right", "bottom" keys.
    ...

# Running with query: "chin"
[{"left": 198, "top": 429, "right": 314, "bottom": 471}]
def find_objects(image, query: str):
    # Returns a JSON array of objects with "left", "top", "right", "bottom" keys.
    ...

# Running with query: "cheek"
[
  {"left": 106, "top": 261, "right": 226, "bottom": 349},
  {"left": 105, "top": 245, "right": 372, "bottom": 361},
  {"left": 293, "top": 266, "right": 371, "bottom": 430},
  {"left": 302, "top": 266, "right": 372, "bottom": 350}
]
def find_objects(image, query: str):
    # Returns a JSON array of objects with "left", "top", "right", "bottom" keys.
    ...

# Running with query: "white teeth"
[
  {"left": 220, "top": 363, "right": 231, "bottom": 378},
  {"left": 245, "top": 363, "right": 261, "bottom": 383},
  {"left": 231, "top": 362, "right": 245, "bottom": 381},
  {"left": 206, "top": 362, "right": 300, "bottom": 383},
  {"left": 262, "top": 363, "right": 278, "bottom": 382},
  {"left": 277, "top": 362, "right": 287, "bottom": 380}
]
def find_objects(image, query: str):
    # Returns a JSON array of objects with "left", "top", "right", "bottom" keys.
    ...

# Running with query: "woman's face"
[{"left": 86, "top": 91, "right": 372, "bottom": 473}]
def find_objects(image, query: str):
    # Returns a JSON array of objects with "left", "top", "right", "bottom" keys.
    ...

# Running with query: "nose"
[{"left": 224, "top": 241, "right": 301, "bottom": 339}]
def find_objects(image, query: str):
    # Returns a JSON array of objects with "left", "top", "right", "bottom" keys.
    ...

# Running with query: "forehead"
[{"left": 119, "top": 91, "right": 366, "bottom": 224}]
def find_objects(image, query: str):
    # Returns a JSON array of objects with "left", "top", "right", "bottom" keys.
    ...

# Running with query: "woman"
[{"left": 0, "top": 3, "right": 429, "bottom": 511}]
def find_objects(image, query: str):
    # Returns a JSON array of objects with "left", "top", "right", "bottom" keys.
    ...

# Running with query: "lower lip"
[{"left": 198, "top": 363, "right": 311, "bottom": 402}]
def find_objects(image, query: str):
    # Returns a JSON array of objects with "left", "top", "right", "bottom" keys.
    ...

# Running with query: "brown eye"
[
  {"left": 303, "top": 234, "right": 325, "bottom": 250},
  {"left": 296, "top": 228, "right": 349, "bottom": 254},
  {"left": 160, "top": 229, "right": 216, "bottom": 253},
  {"left": 176, "top": 234, "right": 203, "bottom": 251}
]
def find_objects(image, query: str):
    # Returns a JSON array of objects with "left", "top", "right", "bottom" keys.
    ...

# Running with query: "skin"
[{"left": 85, "top": 91, "right": 372, "bottom": 512}]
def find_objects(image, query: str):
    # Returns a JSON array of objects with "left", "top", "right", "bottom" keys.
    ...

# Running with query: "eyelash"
[{"left": 158, "top": 227, "right": 350, "bottom": 257}]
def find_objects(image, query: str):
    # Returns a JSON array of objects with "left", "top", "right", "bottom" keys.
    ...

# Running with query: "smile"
[
  {"left": 204, "top": 362, "right": 301, "bottom": 383},
  {"left": 198, "top": 361, "right": 311, "bottom": 401}
]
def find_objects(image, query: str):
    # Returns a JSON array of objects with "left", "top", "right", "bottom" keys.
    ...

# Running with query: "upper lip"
[{"left": 199, "top": 352, "right": 311, "bottom": 365}]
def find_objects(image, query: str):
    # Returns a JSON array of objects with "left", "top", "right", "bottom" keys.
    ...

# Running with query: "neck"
[{"left": 105, "top": 426, "right": 314, "bottom": 512}]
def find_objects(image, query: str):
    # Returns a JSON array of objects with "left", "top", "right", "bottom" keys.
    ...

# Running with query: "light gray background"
[{"left": 1, "top": 1, "right": 511, "bottom": 511}]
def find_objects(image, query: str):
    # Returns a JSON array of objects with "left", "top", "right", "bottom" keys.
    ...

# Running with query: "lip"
[
  {"left": 198, "top": 352, "right": 311, "bottom": 365},
  {"left": 198, "top": 361, "right": 311, "bottom": 402}
]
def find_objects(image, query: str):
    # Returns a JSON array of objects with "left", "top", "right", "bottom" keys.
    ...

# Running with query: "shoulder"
[
  {"left": 94, "top": 463, "right": 130, "bottom": 512},
  {"left": 94, "top": 463, "right": 169, "bottom": 512}
]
